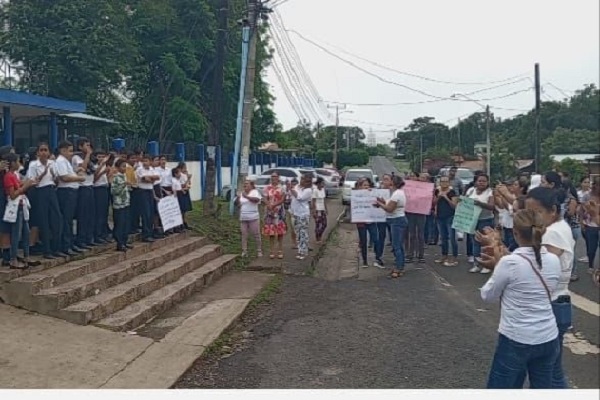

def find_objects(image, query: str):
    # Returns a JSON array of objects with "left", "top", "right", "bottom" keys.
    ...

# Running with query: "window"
[
  {"left": 315, "top": 169, "right": 333, "bottom": 176},
  {"left": 276, "top": 169, "right": 297, "bottom": 178},
  {"left": 345, "top": 171, "right": 372, "bottom": 181}
]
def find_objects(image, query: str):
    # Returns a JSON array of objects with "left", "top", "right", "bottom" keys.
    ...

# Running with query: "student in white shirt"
[
  {"left": 290, "top": 174, "right": 313, "bottom": 260},
  {"left": 72, "top": 138, "right": 95, "bottom": 250},
  {"left": 93, "top": 150, "right": 113, "bottom": 244},
  {"left": 55, "top": 141, "right": 86, "bottom": 256},
  {"left": 312, "top": 177, "right": 328, "bottom": 244},
  {"left": 235, "top": 179, "right": 262, "bottom": 258},
  {"left": 136, "top": 155, "right": 161, "bottom": 242},
  {"left": 481, "top": 208, "right": 561, "bottom": 389},
  {"left": 159, "top": 156, "right": 173, "bottom": 195},
  {"left": 27, "top": 143, "right": 62, "bottom": 259},
  {"left": 375, "top": 175, "right": 408, "bottom": 278}
]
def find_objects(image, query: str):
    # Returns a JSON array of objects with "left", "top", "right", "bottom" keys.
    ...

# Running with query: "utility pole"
[
  {"left": 327, "top": 103, "right": 346, "bottom": 167},
  {"left": 485, "top": 105, "right": 491, "bottom": 178},
  {"left": 204, "top": 0, "right": 228, "bottom": 215},
  {"left": 457, "top": 118, "right": 462, "bottom": 156},
  {"left": 534, "top": 63, "right": 541, "bottom": 173},
  {"left": 237, "top": 0, "right": 259, "bottom": 192}
]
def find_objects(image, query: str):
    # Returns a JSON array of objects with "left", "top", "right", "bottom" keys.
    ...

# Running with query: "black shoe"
[
  {"left": 116, "top": 246, "right": 127, "bottom": 252},
  {"left": 405, "top": 257, "right": 414, "bottom": 264},
  {"left": 142, "top": 238, "right": 155, "bottom": 243},
  {"left": 418, "top": 258, "right": 426, "bottom": 264},
  {"left": 153, "top": 233, "right": 165, "bottom": 239},
  {"left": 63, "top": 250, "right": 78, "bottom": 257},
  {"left": 125, "top": 244, "right": 134, "bottom": 249},
  {"left": 43, "top": 254, "right": 57, "bottom": 260},
  {"left": 95, "top": 238, "right": 107, "bottom": 244},
  {"left": 71, "top": 246, "right": 84, "bottom": 253}
]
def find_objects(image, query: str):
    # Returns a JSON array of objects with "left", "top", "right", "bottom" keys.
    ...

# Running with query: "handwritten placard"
[
  {"left": 404, "top": 180, "right": 435, "bottom": 215},
  {"left": 452, "top": 196, "right": 482, "bottom": 234},
  {"left": 351, "top": 189, "right": 390, "bottom": 223},
  {"left": 158, "top": 196, "right": 183, "bottom": 231}
]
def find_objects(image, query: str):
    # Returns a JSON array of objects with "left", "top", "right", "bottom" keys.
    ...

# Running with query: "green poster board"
[{"left": 452, "top": 196, "right": 482, "bottom": 234}]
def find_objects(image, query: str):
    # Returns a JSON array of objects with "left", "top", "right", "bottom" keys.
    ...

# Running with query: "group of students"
[
  {"left": 0, "top": 139, "right": 193, "bottom": 270},
  {"left": 235, "top": 172, "right": 328, "bottom": 260}
]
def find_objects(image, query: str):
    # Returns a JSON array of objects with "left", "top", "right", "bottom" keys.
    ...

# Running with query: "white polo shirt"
[
  {"left": 136, "top": 167, "right": 157, "bottom": 190},
  {"left": 161, "top": 167, "right": 173, "bottom": 187},
  {"left": 55, "top": 155, "right": 80, "bottom": 189},
  {"left": 94, "top": 164, "right": 109, "bottom": 187},
  {"left": 480, "top": 247, "right": 560, "bottom": 345},
  {"left": 72, "top": 154, "right": 94, "bottom": 187},
  {"left": 27, "top": 160, "right": 56, "bottom": 188}
]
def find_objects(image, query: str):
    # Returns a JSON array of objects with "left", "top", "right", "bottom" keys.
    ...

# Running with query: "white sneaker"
[
  {"left": 578, "top": 256, "right": 589, "bottom": 263},
  {"left": 468, "top": 256, "right": 475, "bottom": 263},
  {"left": 361, "top": 264, "right": 369, "bottom": 268},
  {"left": 373, "top": 261, "right": 385, "bottom": 269},
  {"left": 469, "top": 265, "right": 481, "bottom": 273},
  {"left": 480, "top": 268, "right": 491, "bottom": 274}
]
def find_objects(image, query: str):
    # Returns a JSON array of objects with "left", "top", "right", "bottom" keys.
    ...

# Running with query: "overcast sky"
[{"left": 265, "top": 0, "right": 600, "bottom": 144}]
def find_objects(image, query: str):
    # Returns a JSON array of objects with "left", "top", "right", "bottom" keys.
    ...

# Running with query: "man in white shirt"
[
  {"left": 55, "top": 140, "right": 86, "bottom": 256},
  {"left": 27, "top": 143, "right": 63, "bottom": 259},
  {"left": 72, "top": 138, "right": 95, "bottom": 250},
  {"left": 136, "top": 155, "right": 161, "bottom": 242},
  {"left": 93, "top": 149, "right": 111, "bottom": 243},
  {"left": 159, "top": 156, "right": 173, "bottom": 195}
]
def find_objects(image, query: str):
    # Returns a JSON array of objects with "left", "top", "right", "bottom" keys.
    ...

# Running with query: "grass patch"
[
  {"left": 394, "top": 159, "right": 410, "bottom": 172},
  {"left": 249, "top": 274, "right": 283, "bottom": 308},
  {"left": 187, "top": 200, "right": 249, "bottom": 269}
]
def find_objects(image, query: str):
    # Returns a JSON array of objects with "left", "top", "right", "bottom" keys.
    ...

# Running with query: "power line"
[
  {"left": 288, "top": 29, "right": 534, "bottom": 103},
  {"left": 544, "top": 81, "right": 573, "bottom": 99},
  {"left": 288, "top": 30, "right": 529, "bottom": 86},
  {"left": 323, "top": 87, "right": 534, "bottom": 107}
]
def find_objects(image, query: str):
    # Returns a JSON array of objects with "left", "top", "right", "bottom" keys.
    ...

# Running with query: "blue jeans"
[
  {"left": 10, "top": 205, "right": 30, "bottom": 261},
  {"left": 487, "top": 334, "right": 560, "bottom": 389},
  {"left": 388, "top": 216, "right": 408, "bottom": 270},
  {"left": 437, "top": 216, "right": 458, "bottom": 257},
  {"left": 472, "top": 218, "right": 495, "bottom": 260},
  {"left": 375, "top": 222, "right": 388, "bottom": 260},
  {"left": 570, "top": 226, "right": 581, "bottom": 277},
  {"left": 357, "top": 223, "right": 380, "bottom": 264},
  {"left": 425, "top": 214, "right": 438, "bottom": 244}
]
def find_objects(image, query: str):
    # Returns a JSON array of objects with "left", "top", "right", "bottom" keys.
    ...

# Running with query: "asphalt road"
[
  {"left": 369, "top": 156, "right": 399, "bottom": 176},
  {"left": 176, "top": 157, "right": 599, "bottom": 389}
]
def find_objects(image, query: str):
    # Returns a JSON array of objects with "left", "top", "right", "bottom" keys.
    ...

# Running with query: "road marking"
[
  {"left": 428, "top": 268, "right": 452, "bottom": 287},
  {"left": 563, "top": 332, "right": 600, "bottom": 355},
  {"left": 570, "top": 292, "right": 600, "bottom": 317}
]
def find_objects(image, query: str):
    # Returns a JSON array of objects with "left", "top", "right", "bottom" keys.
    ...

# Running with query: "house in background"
[{"left": 551, "top": 153, "right": 600, "bottom": 176}]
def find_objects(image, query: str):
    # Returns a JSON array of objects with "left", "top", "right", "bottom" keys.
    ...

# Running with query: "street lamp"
[{"left": 451, "top": 93, "right": 491, "bottom": 177}]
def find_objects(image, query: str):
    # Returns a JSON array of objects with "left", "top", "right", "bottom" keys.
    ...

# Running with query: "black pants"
[
  {"left": 94, "top": 185, "right": 110, "bottom": 240},
  {"left": 36, "top": 186, "right": 63, "bottom": 255},
  {"left": 76, "top": 186, "right": 95, "bottom": 246},
  {"left": 130, "top": 188, "right": 142, "bottom": 233},
  {"left": 407, "top": 213, "right": 426, "bottom": 259},
  {"left": 57, "top": 188, "right": 78, "bottom": 252},
  {"left": 113, "top": 206, "right": 130, "bottom": 248},
  {"left": 139, "top": 189, "right": 154, "bottom": 240},
  {"left": 584, "top": 225, "right": 600, "bottom": 268}
]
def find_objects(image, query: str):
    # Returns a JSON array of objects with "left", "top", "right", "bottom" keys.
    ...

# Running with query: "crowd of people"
[
  {"left": 0, "top": 139, "right": 192, "bottom": 270},
  {"left": 235, "top": 172, "right": 328, "bottom": 261},
  {"left": 351, "top": 165, "right": 599, "bottom": 389}
]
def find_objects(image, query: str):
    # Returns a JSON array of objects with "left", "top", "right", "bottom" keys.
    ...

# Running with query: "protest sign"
[
  {"left": 404, "top": 180, "right": 435, "bottom": 215},
  {"left": 452, "top": 196, "right": 482, "bottom": 234},
  {"left": 158, "top": 196, "right": 183, "bottom": 231},
  {"left": 351, "top": 189, "right": 389, "bottom": 223}
]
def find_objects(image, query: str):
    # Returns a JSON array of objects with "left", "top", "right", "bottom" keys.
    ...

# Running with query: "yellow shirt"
[{"left": 125, "top": 164, "right": 137, "bottom": 188}]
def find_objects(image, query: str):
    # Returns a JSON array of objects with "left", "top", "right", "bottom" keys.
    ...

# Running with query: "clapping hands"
[{"left": 475, "top": 227, "right": 507, "bottom": 269}]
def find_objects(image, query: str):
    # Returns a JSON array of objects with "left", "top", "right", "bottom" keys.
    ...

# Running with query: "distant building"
[{"left": 367, "top": 132, "right": 377, "bottom": 147}]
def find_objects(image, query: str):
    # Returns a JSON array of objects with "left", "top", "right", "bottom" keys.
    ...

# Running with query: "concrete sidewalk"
[
  {"left": 248, "top": 199, "right": 345, "bottom": 276},
  {"left": 0, "top": 271, "right": 272, "bottom": 389}
]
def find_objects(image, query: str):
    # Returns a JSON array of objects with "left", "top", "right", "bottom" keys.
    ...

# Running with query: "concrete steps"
[
  {"left": 95, "top": 254, "right": 237, "bottom": 332},
  {"left": 1, "top": 232, "right": 239, "bottom": 332}
]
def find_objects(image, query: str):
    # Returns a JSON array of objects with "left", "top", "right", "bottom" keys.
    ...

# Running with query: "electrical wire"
[
  {"left": 288, "top": 30, "right": 530, "bottom": 86},
  {"left": 269, "top": 25, "right": 322, "bottom": 122},
  {"left": 271, "top": 10, "right": 331, "bottom": 120},
  {"left": 544, "top": 81, "right": 573, "bottom": 99}
]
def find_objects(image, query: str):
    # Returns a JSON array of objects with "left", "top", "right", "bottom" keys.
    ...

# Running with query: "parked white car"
[
  {"left": 342, "top": 168, "right": 377, "bottom": 205},
  {"left": 261, "top": 167, "right": 317, "bottom": 182},
  {"left": 314, "top": 168, "right": 341, "bottom": 197}
]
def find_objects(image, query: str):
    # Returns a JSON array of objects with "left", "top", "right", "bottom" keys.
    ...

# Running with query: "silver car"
[{"left": 315, "top": 168, "right": 341, "bottom": 197}]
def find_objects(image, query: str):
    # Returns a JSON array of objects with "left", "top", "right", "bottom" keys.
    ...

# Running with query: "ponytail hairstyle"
[
  {"left": 513, "top": 208, "right": 546, "bottom": 268},
  {"left": 391, "top": 175, "right": 405, "bottom": 189},
  {"left": 543, "top": 171, "right": 567, "bottom": 205}
]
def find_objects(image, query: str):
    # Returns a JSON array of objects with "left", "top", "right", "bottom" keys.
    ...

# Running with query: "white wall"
[{"left": 169, "top": 161, "right": 276, "bottom": 201}]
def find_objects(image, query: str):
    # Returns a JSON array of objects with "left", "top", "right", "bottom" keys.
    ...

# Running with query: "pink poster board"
[{"left": 404, "top": 180, "right": 434, "bottom": 215}]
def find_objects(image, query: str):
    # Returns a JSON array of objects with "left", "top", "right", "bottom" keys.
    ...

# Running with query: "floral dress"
[{"left": 262, "top": 184, "right": 287, "bottom": 236}]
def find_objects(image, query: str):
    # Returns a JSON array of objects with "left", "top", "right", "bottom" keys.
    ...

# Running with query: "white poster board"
[
  {"left": 350, "top": 189, "right": 390, "bottom": 223},
  {"left": 158, "top": 196, "right": 183, "bottom": 231}
]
